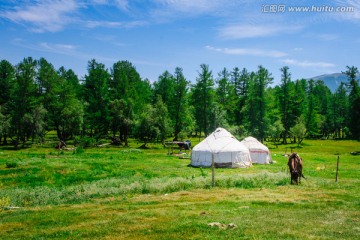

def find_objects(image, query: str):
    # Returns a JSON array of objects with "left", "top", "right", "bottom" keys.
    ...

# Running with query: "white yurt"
[
  {"left": 190, "top": 128, "right": 252, "bottom": 168},
  {"left": 241, "top": 136, "right": 272, "bottom": 164}
]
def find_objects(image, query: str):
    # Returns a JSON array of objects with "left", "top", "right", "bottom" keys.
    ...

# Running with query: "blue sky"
[{"left": 1, "top": 0, "right": 359, "bottom": 85}]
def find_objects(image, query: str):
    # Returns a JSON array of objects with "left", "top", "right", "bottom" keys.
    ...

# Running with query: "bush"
[
  {"left": 73, "top": 147, "right": 85, "bottom": 154},
  {"left": 5, "top": 162, "right": 18, "bottom": 168},
  {"left": 74, "top": 137, "right": 95, "bottom": 148},
  {"left": 0, "top": 196, "right": 10, "bottom": 210}
]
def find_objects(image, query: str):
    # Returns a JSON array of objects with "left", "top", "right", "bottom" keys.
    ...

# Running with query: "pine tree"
[
  {"left": 245, "top": 66, "right": 273, "bottom": 142},
  {"left": 305, "top": 79, "right": 321, "bottom": 138},
  {"left": 154, "top": 95, "right": 172, "bottom": 145},
  {"left": 153, "top": 71, "right": 175, "bottom": 105},
  {"left": 216, "top": 68, "right": 235, "bottom": 124},
  {"left": 231, "top": 67, "right": 249, "bottom": 125},
  {"left": 0, "top": 60, "right": 15, "bottom": 144},
  {"left": 10, "top": 57, "right": 38, "bottom": 147},
  {"left": 332, "top": 82, "right": 348, "bottom": 138},
  {"left": 278, "top": 66, "right": 292, "bottom": 143},
  {"left": 83, "top": 59, "right": 110, "bottom": 140},
  {"left": 57, "top": 67, "right": 83, "bottom": 140},
  {"left": 172, "top": 67, "right": 190, "bottom": 140},
  {"left": 313, "top": 80, "right": 332, "bottom": 138},
  {"left": 342, "top": 66, "right": 360, "bottom": 139},
  {"left": 192, "top": 64, "right": 215, "bottom": 136},
  {"left": 36, "top": 58, "right": 61, "bottom": 135},
  {"left": 110, "top": 60, "right": 151, "bottom": 145}
]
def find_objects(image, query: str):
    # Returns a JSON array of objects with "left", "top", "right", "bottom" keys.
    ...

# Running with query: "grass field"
[{"left": 0, "top": 137, "right": 359, "bottom": 239}]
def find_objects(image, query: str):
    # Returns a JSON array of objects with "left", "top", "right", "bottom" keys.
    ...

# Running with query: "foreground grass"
[
  {"left": 0, "top": 139, "right": 359, "bottom": 239},
  {"left": 1, "top": 185, "right": 359, "bottom": 239}
]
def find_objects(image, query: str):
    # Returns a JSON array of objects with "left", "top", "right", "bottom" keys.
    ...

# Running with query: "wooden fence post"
[
  {"left": 212, "top": 153, "right": 215, "bottom": 187},
  {"left": 335, "top": 156, "right": 340, "bottom": 182}
]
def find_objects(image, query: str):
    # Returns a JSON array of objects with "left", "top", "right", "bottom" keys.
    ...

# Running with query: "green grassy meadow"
[{"left": 0, "top": 137, "right": 359, "bottom": 239}]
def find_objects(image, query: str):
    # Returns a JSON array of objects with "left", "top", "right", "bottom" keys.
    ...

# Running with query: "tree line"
[{"left": 0, "top": 57, "right": 359, "bottom": 148}]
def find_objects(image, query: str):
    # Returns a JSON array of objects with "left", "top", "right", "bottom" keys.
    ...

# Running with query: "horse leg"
[
  {"left": 293, "top": 176, "right": 297, "bottom": 185},
  {"left": 292, "top": 172, "right": 299, "bottom": 185}
]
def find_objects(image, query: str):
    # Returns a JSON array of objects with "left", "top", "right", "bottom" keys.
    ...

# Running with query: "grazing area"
[
  {"left": 1, "top": 2, "right": 359, "bottom": 239},
  {"left": 0, "top": 138, "right": 359, "bottom": 239}
]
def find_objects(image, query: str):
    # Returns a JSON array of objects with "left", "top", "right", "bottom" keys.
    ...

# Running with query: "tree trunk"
[
  {"left": 3, "top": 133, "right": 7, "bottom": 145},
  {"left": 282, "top": 132, "right": 287, "bottom": 144},
  {"left": 124, "top": 127, "right": 129, "bottom": 147}
]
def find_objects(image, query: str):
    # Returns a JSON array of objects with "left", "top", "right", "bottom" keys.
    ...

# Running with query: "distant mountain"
[{"left": 309, "top": 73, "right": 348, "bottom": 93}]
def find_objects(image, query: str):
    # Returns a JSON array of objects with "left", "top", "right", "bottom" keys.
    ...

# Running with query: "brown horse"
[{"left": 288, "top": 153, "right": 305, "bottom": 185}]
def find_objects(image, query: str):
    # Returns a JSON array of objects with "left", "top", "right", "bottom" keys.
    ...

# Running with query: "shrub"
[
  {"left": 0, "top": 196, "right": 10, "bottom": 210},
  {"left": 5, "top": 162, "right": 18, "bottom": 168},
  {"left": 74, "top": 137, "right": 95, "bottom": 148},
  {"left": 73, "top": 147, "right": 85, "bottom": 154}
]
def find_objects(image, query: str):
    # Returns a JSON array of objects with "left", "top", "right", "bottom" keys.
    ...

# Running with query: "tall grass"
[{"left": 1, "top": 172, "right": 289, "bottom": 207}]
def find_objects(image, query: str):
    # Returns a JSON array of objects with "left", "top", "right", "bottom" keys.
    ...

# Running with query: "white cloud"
[
  {"left": 91, "top": 0, "right": 129, "bottom": 11},
  {"left": 281, "top": 59, "right": 335, "bottom": 68},
  {"left": 85, "top": 20, "right": 147, "bottom": 28},
  {"left": 206, "top": 45, "right": 287, "bottom": 58},
  {"left": 318, "top": 34, "right": 339, "bottom": 41},
  {"left": 39, "top": 42, "right": 77, "bottom": 53},
  {"left": 333, "top": 0, "right": 360, "bottom": 20},
  {"left": 154, "top": 0, "right": 225, "bottom": 13},
  {"left": 293, "top": 48, "right": 303, "bottom": 51},
  {"left": 0, "top": 0, "right": 79, "bottom": 32},
  {"left": 115, "top": 0, "right": 130, "bottom": 11},
  {"left": 150, "top": 0, "right": 242, "bottom": 21},
  {"left": 218, "top": 24, "right": 303, "bottom": 39},
  {"left": 35, "top": 41, "right": 118, "bottom": 63},
  {"left": 13, "top": 39, "right": 78, "bottom": 56},
  {"left": 0, "top": 0, "right": 138, "bottom": 32},
  {"left": 91, "top": 0, "right": 109, "bottom": 4},
  {"left": 54, "top": 44, "right": 77, "bottom": 50}
]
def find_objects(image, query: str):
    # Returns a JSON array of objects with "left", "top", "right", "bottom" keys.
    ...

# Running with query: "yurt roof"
[
  {"left": 193, "top": 128, "right": 249, "bottom": 153},
  {"left": 241, "top": 136, "right": 269, "bottom": 152}
]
